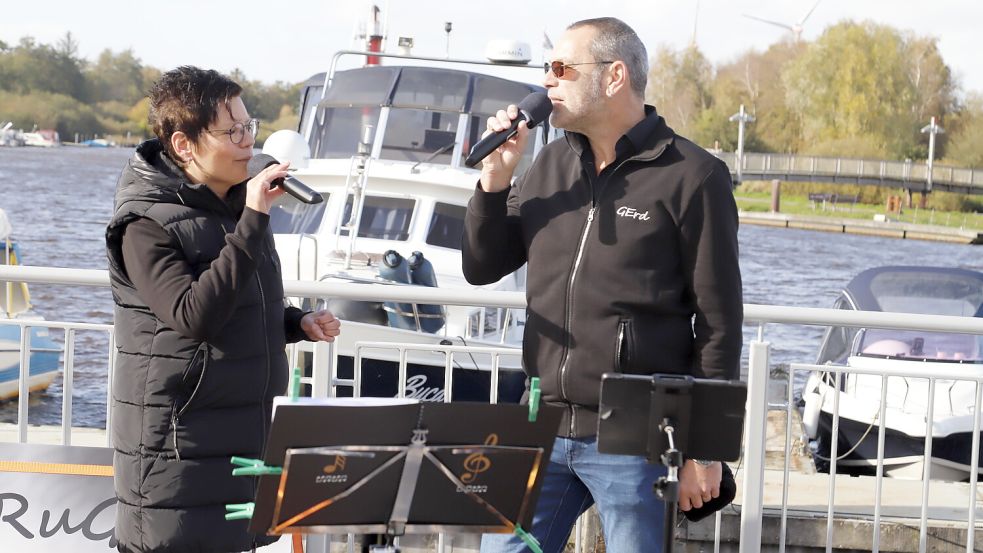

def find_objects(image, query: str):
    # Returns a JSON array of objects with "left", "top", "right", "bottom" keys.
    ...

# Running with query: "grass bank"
[{"left": 735, "top": 190, "right": 983, "bottom": 232}]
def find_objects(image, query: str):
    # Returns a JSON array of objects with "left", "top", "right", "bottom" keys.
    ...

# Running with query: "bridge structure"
[{"left": 713, "top": 151, "right": 983, "bottom": 195}]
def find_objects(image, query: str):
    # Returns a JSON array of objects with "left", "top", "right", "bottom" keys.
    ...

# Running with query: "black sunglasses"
[{"left": 544, "top": 60, "right": 614, "bottom": 78}]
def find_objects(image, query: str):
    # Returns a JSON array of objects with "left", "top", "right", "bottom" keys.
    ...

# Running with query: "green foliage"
[
  {"left": 0, "top": 35, "right": 298, "bottom": 142},
  {"left": 0, "top": 89, "right": 101, "bottom": 136},
  {"left": 0, "top": 36, "right": 88, "bottom": 100},
  {"left": 644, "top": 21, "right": 965, "bottom": 169},
  {"left": 944, "top": 94, "right": 983, "bottom": 168}
]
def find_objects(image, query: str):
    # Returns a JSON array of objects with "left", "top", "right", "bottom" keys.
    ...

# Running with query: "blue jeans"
[{"left": 480, "top": 436, "right": 667, "bottom": 553}]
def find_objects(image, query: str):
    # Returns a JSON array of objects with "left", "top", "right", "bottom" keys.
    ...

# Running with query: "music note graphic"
[{"left": 323, "top": 455, "right": 346, "bottom": 474}]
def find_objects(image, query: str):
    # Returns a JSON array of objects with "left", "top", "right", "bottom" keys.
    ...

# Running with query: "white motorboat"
[
  {"left": 263, "top": 44, "right": 556, "bottom": 402},
  {"left": 21, "top": 129, "right": 60, "bottom": 147},
  {"left": 802, "top": 266, "right": 983, "bottom": 481},
  {"left": 0, "top": 208, "right": 61, "bottom": 401}
]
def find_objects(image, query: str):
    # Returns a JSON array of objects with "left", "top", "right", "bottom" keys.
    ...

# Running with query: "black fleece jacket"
[{"left": 462, "top": 107, "right": 743, "bottom": 437}]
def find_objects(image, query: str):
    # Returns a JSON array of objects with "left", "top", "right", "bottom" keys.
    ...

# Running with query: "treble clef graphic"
[{"left": 461, "top": 434, "right": 498, "bottom": 484}]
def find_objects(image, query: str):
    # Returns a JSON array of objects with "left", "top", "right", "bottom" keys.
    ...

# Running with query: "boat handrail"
[{"left": 295, "top": 232, "right": 319, "bottom": 281}]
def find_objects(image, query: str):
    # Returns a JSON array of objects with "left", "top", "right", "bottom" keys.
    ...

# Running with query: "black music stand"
[
  {"left": 597, "top": 374, "right": 747, "bottom": 553},
  {"left": 247, "top": 398, "right": 561, "bottom": 552}
]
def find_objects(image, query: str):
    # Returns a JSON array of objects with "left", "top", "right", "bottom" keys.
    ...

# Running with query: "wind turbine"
[{"left": 742, "top": 0, "right": 822, "bottom": 42}]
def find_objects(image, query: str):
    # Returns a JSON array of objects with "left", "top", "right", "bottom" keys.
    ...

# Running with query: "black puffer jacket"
[{"left": 106, "top": 140, "right": 304, "bottom": 553}]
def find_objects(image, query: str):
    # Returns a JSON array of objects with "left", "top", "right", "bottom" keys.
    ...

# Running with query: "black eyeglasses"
[
  {"left": 544, "top": 60, "right": 614, "bottom": 78},
  {"left": 205, "top": 118, "right": 259, "bottom": 144}
]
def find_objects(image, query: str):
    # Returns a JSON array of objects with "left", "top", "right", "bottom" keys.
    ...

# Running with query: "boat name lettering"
[{"left": 403, "top": 375, "right": 446, "bottom": 402}]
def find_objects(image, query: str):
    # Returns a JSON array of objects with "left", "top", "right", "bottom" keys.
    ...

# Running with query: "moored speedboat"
[
  {"left": 803, "top": 266, "right": 983, "bottom": 480},
  {"left": 0, "top": 208, "right": 62, "bottom": 401}
]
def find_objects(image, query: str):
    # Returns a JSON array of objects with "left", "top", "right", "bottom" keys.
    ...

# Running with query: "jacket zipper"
[
  {"left": 616, "top": 319, "right": 634, "bottom": 372},
  {"left": 556, "top": 206, "right": 595, "bottom": 435},
  {"left": 172, "top": 342, "right": 210, "bottom": 460},
  {"left": 255, "top": 253, "right": 272, "bottom": 469},
  {"left": 555, "top": 156, "right": 636, "bottom": 436},
  {"left": 616, "top": 320, "right": 627, "bottom": 372}
]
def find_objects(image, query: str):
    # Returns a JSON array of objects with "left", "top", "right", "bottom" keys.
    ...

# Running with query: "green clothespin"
[
  {"left": 528, "top": 377, "right": 541, "bottom": 422},
  {"left": 230, "top": 456, "right": 283, "bottom": 477},
  {"left": 290, "top": 364, "right": 302, "bottom": 401},
  {"left": 513, "top": 524, "right": 542, "bottom": 553},
  {"left": 225, "top": 502, "right": 254, "bottom": 521}
]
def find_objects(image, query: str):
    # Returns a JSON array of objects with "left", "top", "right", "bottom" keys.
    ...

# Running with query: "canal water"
[{"left": 3, "top": 146, "right": 983, "bottom": 427}]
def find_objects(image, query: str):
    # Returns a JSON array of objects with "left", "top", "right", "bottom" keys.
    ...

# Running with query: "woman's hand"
[
  {"left": 300, "top": 309, "right": 342, "bottom": 342},
  {"left": 245, "top": 161, "right": 290, "bottom": 214}
]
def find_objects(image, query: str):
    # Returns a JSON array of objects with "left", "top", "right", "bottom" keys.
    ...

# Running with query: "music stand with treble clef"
[{"left": 244, "top": 397, "right": 562, "bottom": 553}]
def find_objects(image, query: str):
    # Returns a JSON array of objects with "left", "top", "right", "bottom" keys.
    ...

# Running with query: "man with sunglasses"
[{"left": 463, "top": 17, "right": 742, "bottom": 553}]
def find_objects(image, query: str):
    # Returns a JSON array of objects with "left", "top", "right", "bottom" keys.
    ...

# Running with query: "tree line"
[
  {"left": 0, "top": 33, "right": 300, "bottom": 143},
  {"left": 2, "top": 21, "right": 982, "bottom": 171},
  {"left": 648, "top": 20, "right": 983, "bottom": 170}
]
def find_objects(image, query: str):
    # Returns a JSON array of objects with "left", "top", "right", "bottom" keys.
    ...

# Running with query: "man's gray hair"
[{"left": 568, "top": 17, "right": 648, "bottom": 98}]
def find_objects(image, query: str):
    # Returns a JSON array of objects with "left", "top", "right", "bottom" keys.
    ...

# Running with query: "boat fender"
[
  {"left": 407, "top": 251, "right": 444, "bottom": 333},
  {"left": 801, "top": 371, "right": 823, "bottom": 440},
  {"left": 378, "top": 250, "right": 417, "bottom": 330}
]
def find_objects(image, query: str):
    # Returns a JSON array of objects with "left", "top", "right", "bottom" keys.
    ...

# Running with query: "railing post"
[
  {"left": 740, "top": 339, "right": 770, "bottom": 553},
  {"left": 311, "top": 340, "right": 335, "bottom": 398}
]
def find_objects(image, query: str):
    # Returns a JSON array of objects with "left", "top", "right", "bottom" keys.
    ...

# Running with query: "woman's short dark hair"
[{"left": 148, "top": 66, "right": 242, "bottom": 164}]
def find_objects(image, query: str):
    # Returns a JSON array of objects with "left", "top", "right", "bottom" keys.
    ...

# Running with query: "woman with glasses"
[{"left": 106, "top": 66, "right": 340, "bottom": 553}]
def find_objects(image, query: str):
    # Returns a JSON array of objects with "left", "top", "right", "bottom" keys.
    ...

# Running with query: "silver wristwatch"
[{"left": 692, "top": 459, "right": 714, "bottom": 466}]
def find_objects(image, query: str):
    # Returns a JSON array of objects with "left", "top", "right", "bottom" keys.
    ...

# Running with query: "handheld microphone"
[
  {"left": 246, "top": 153, "right": 323, "bottom": 204},
  {"left": 464, "top": 92, "right": 553, "bottom": 168}
]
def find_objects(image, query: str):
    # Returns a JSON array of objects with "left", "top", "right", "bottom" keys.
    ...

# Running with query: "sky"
[{"left": 2, "top": 0, "right": 981, "bottom": 98}]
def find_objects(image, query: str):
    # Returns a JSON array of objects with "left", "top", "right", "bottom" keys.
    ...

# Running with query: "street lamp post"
[
  {"left": 918, "top": 117, "right": 944, "bottom": 209},
  {"left": 729, "top": 104, "right": 755, "bottom": 183},
  {"left": 920, "top": 116, "right": 944, "bottom": 193}
]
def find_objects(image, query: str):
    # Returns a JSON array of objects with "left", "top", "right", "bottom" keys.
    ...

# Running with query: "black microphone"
[
  {"left": 246, "top": 153, "right": 323, "bottom": 204},
  {"left": 464, "top": 92, "right": 553, "bottom": 168}
]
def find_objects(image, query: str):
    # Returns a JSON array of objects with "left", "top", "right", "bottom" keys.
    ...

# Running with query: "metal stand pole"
[{"left": 653, "top": 419, "right": 682, "bottom": 553}]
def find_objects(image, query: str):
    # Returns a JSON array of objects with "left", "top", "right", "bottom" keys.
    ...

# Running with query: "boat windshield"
[
  {"left": 858, "top": 329, "right": 983, "bottom": 362},
  {"left": 305, "top": 66, "right": 542, "bottom": 174},
  {"left": 856, "top": 270, "right": 983, "bottom": 362},
  {"left": 868, "top": 270, "right": 983, "bottom": 316}
]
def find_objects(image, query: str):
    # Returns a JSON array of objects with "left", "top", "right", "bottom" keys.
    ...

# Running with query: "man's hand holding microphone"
[{"left": 466, "top": 92, "right": 552, "bottom": 193}]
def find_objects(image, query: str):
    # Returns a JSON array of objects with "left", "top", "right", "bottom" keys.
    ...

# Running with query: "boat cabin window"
[
  {"left": 270, "top": 195, "right": 328, "bottom": 235},
  {"left": 312, "top": 107, "right": 382, "bottom": 158},
  {"left": 426, "top": 202, "right": 466, "bottom": 250},
  {"left": 341, "top": 195, "right": 414, "bottom": 240},
  {"left": 816, "top": 296, "right": 858, "bottom": 365},
  {"left": 380, "top": 109, "right": 459, "bottom": 164},
  {"left": 298, "top": 84, "right": 323, "bottom": 139}
]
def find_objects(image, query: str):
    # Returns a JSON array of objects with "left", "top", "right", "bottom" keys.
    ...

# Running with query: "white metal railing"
[
  {"left": 7, "top": 265, "right": 983, "bottom": 552},
  {"left": 714, "top": 151, "right": 983, "bottom": 193},
  {"left": 0, "top": 317, "right": 114, "bottom": 445}
]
